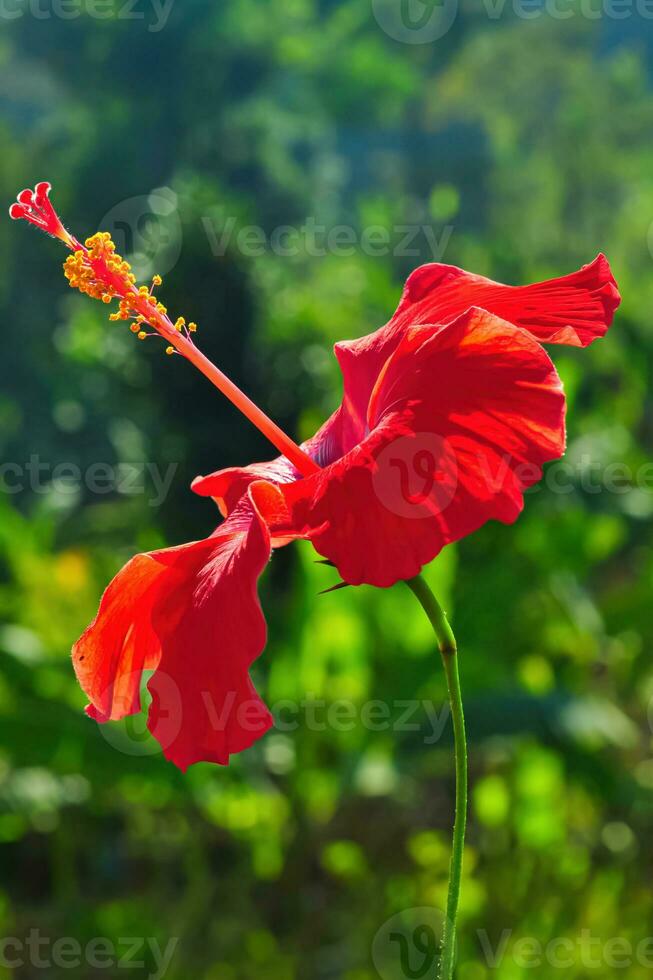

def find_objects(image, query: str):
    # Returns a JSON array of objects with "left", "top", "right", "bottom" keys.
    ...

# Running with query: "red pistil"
[{"left": 9, "top": 182, "right": 78, "bottom": 249}]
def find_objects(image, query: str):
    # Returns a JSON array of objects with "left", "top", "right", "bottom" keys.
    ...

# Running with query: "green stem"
[{"left": 406, "top": 574, "right": 467, "bottom": 980}]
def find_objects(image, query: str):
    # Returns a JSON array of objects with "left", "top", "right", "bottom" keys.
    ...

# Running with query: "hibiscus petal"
[
  {"left": 273, "top": 308, "right": 566, "bottom": 588},
  {"left": 73, "top": 488, "right": 276, "bottom": 770},
  {"left": 193, "top": 258, "right": 616, "bottom": 547},
  {"left": 389, "top": 253, "right": 620, "bottom": 347},
  {"left": 191, "top": 402, "right": 352, "bottom": 515},
  {"left": 335, "top": 254, "right": 619, "bottom": 440},
  {"left": 192, "top": 458, "right": 298, "bottom": 518}
]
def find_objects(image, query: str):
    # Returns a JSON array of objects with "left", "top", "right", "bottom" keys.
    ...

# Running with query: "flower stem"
[{"left": 406, "top": 574, "right": 467, "bottom": 980}]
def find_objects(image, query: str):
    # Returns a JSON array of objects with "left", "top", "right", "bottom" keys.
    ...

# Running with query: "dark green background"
[{"left": 0, "top": 1, "right": 652, "bottom": 977}]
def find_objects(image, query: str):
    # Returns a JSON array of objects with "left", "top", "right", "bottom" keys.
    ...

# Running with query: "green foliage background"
[{"left": 0, "top": 2, "right": 652, "bottom": 977}]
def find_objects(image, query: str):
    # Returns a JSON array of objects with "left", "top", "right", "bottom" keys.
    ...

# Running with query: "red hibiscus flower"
[{"left": 10, "top": 184, "right": 620, "bottom": 770}]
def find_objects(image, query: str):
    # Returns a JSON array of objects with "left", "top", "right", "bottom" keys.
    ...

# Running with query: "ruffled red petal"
[
  {"left": 335, "top": 254, "right": 619, "bottom": 441},
  {"left": 271, "top": 308, "right": 566, "bottom": 587},
  {"left": 389, "top": 253, "right": 620, "bottom": 347},
  {"left": 195, "top": 259, "right": 616, "bottom": 525},
  {"left": 73, "top": 488, "right": 278, "bottom": 770},
  {"left": 193, "top": 459, "right": 298, "bottom": 518}
]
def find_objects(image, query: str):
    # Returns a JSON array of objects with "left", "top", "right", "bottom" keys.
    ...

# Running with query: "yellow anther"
[{"left": 60, "top": 229, "right": 197, "bottom": 360}]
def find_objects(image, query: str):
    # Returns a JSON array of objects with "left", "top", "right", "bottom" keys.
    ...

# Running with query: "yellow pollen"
[
  {"left": 188, "top": 322, "right": 197, "bottom": 333},
  {"left": 165, "top": 346, "right": 174, "bottom": 355},
  {"left": 60, "top": 231, "right": 198, "bottom": 353}
]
